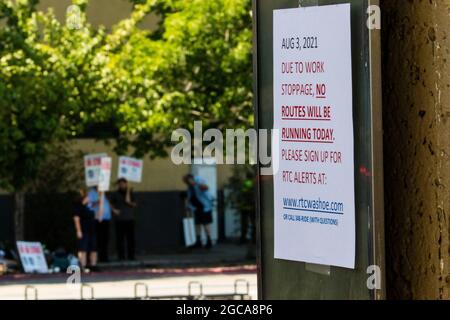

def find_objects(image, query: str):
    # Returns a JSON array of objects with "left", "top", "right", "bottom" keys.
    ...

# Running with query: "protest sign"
[
  {"left": 118, "top": 156, "right": 143, "bottom": 183},
  {"left": 84, "top": 153, "right": 107, "bottom": 187},
  {"left": 17, "top": 241, "right": 49, "bottom": 274},
  {"left": 98, "top": 157, "right": 112, "bottom": 192}
]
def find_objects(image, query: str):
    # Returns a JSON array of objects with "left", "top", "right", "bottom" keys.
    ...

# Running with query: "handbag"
[{"left": 183, "top": 211, "right": 196, "bottom": 247}]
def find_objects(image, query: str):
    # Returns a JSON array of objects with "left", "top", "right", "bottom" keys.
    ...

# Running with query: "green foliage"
[
  {"left": 113, "top": 0, "right": 253, "bottom": 157},
  {"left": 0, "top": 0, "right": 253, "bottom": 192},
  {"left": 0, "top": 0, "right": 153, "bottom": 191}
]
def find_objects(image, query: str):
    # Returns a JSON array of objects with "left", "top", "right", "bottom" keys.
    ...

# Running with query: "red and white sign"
[
  {"left": 98, "top": 157, "right": 112, "bottom": 192},
  {"left": 118, "top": 156, "right": 143, "bottom": 183},
  {"left": 84, "top": 153, "right": 107, "bottom": 187},
  {"left": 273, "top": 5, "right": 355, "bottom": 269},
  {"left": 17, "top": 241, "right": 49, "bottom": 274}
]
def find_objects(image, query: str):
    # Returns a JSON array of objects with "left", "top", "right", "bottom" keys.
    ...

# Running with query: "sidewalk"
[
  {"left": 99, "top": 242, "right": 256, "bottom": 270},
  {"left": 0, "top": 271, "right": 257, "bottom": 300},
  {"left": 0, "top": 243, "right": 256, "bottom": 286}
]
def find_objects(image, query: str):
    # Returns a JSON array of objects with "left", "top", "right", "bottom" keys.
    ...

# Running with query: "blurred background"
[{"left": 0, "top": 0, "right": 257, "bottom": 300}]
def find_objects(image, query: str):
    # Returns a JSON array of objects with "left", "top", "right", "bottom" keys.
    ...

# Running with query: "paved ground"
[
  {"left": 0, "top": 266, "right": 257, "bottom": 300},
  {"left": 0, "top": 243, "right": 258, "bottom": 300},
  {"left": 97, "top": 243, "right": 256, "bottom": 270}
]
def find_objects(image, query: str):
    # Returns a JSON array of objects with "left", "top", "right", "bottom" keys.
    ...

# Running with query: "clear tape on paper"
[{"left": 305, "top": 263, "right": 331, "bottom": 276}]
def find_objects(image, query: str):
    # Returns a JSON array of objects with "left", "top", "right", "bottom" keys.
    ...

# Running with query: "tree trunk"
[
  {"left": 14, "top": 192, "right": 25, "bottom": 241},
  {"left": 381, "top": 0, "right": 450, "bottom": 299}
]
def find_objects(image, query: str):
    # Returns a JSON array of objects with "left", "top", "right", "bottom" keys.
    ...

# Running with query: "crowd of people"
[{"left": 73, "top": 174, "right": 214, "bottom": 271}]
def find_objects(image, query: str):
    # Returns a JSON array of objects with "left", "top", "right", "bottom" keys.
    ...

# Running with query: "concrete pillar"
[{"left": 382, "top": 0, "right": 450, "bottom": 299}]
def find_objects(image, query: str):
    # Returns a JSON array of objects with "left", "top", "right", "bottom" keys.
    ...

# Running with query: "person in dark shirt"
[
  {"left": 110, "top": 178, "right": 137, "bottom": 261},
  {"left": 73, "top": 188, "right": 97, "bottom": 270}
]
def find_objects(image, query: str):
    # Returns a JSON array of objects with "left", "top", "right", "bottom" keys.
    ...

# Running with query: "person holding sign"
[
  {"left": 88, "top": 186, "right": 112, "bottom": 263},
  {"left": 73, "top": 188, "right": 98, "bottom": 271},
  {"left": 110, "top": 178, "right": 138, "bottom": 261}
]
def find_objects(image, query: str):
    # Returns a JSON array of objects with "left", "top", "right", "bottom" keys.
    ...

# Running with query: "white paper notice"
[{"left": 273, "top": 4, "right": 355, "bottom": 269}]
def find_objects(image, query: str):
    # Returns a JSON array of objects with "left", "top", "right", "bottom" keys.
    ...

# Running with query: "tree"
[
  {"left": 0, "top": 0, "right": 154, "bottom": 239},
  {"left": 112, "top": 0, "right": 253, "bottom": 157},
  {"left": 0, "top": 0, "right": 253, "bottom": 241}
]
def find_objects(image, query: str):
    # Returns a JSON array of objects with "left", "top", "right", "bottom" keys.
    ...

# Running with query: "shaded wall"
[
  {"left": 71, "top": 139, "right": 236, "bottom": 193},
  {"left": 0, "top": 196, "right": 14, "bottom": 246},
  {"left": 134, "top": 192, "right": 185, "bottom": 253},
  {"left": 382, "top": 0, "right": 450, "bottom": 299},
  {"left": 0, "top": 192, "right": 188, "bottom": 255},
  {"left": 38, "top": 0, "right": 158, "bottom": 30}
]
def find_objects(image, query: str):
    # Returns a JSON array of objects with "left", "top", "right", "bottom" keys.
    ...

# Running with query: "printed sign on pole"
[
  {"left": 84, "top": 153, "right": 107, "bottom": 187},
  {"left": 98, "top": 157, "right": 112, "bottom": 192},
  {"left": 17, "top": 241, "right": 49, "bottom": 274},
  {"left": 118, "top": 156, "right": 143, "bottom": 183},
  {"left": 273, "top": 4, "right": 355, "bottom": 269}
]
